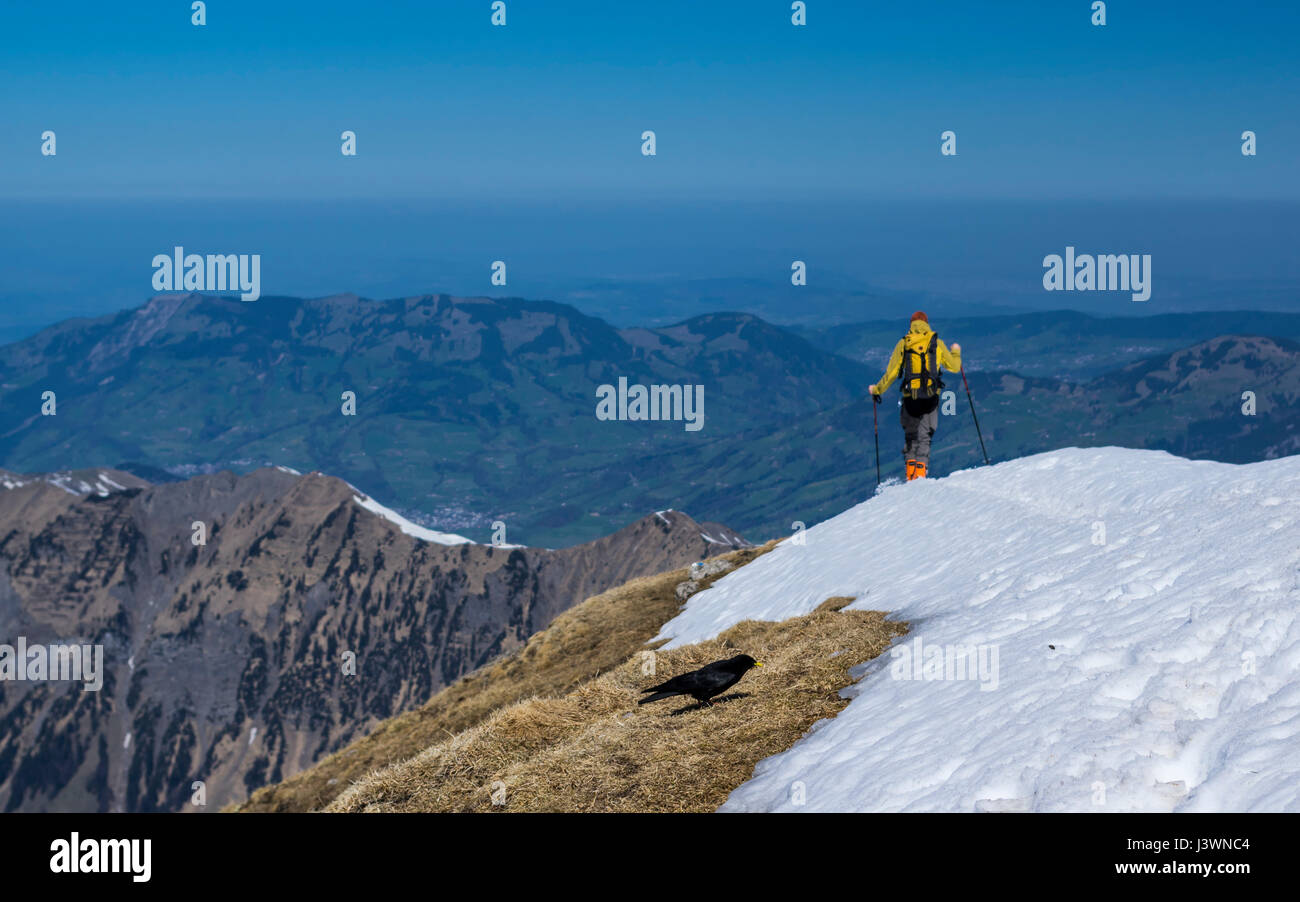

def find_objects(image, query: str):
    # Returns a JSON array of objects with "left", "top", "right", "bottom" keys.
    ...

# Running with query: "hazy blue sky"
[
  {"left": 3, "top": 0, "right": 1297, "bottom": 200},
  {"left": 1, "top": 2, "right": 1297, "bottom": 340}
]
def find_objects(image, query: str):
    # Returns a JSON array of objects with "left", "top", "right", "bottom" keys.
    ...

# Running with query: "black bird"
[{"left": 638, "top": 654, "right": 763, "bottom": 707}]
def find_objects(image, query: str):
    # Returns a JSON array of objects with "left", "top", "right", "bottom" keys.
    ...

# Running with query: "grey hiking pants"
[{"left": 900, "top": 402, "right": 939, "bottom": 465}]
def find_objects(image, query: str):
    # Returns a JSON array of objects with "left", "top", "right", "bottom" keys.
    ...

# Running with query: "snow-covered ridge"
[
  {"left": 0, "top": 470, "right": 135, "bottom": 497},
  {"left": 656, "top": 447, "right": 1300, "bottom": 812},
  {"left": 2, "top": 462, "right": 479, "bottom": 545},
  {"left": 351, "top": 492, "right": 474, "bottom": 546}
]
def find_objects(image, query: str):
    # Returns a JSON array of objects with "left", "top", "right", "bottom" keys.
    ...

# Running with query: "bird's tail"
[{"left": 638, "top": 691, "right": 677, "bottom": 705}]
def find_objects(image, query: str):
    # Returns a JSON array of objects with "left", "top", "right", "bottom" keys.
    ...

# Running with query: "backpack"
[{"left": 900, "top": 331, "right": 944, "bottom": 399}]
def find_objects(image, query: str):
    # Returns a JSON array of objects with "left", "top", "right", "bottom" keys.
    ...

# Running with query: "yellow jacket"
[{"left": 874, "top": 320, "right": 962, "bottom": 398}]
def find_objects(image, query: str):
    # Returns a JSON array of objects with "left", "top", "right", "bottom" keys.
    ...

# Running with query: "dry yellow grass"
[
  {"left": 236, "top": 542, "right": 776, "bottom": 812},
  {"left": 327, "top": 595, "right": 906, "bottom": 813}
]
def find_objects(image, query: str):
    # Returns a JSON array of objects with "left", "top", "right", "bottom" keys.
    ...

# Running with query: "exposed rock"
[{"left": 0, "top": 467, "right": 748, "bottom": 812}]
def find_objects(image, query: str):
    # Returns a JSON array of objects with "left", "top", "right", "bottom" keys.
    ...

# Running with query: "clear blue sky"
[{"left": 3, "top": 0, "right": 1296, "bottom": 200}]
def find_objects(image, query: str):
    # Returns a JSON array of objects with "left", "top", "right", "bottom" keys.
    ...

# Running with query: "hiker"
[{"left": 869, "top": 312, "right": 962, "bottom": 481}]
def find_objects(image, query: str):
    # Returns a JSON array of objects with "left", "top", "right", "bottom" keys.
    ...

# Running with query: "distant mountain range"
[
  {"left": 2, "top": 293, "right": 1297, "bottom": 545},
  {"left": 0, "top": 466, "right": 745, "bottom": 812},
  {"left": 0, "top": 293, "right": 865, "bottom": 546},
  {"left": 798, "top": 309, "right": 1300, "bottom": 379}
]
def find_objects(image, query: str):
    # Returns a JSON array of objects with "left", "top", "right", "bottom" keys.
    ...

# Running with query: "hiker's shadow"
[{"left": 669, "top": 692, "right": 751, "bottom": 716}]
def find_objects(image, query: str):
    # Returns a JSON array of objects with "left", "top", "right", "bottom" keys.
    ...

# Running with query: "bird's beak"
[{"left": 754, "top": 661, "right": 764, "bottom": 667}]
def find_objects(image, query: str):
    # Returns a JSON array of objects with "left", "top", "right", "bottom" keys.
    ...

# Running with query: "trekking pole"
[
  {"left": 872, "top": 394, "right": 881, "bottom": 486},
  {"left": 959, "top": 366, "right": 990, "bottom": 465}
]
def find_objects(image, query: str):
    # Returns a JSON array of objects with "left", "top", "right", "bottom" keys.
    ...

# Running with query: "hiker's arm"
[
  {"left": 874, "top": 340, "right": 904, "bottom": 396},
  {"left": 939, "top": 339, "right": 962, "bottom": 372}
]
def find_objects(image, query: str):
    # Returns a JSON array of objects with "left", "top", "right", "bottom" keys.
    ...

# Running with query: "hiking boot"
[
  {"left": 905, "top": 460, "right": 918, "bottom": 481},
  {"left": 913, "top": 461, "right": 928, "bottom": 479}
]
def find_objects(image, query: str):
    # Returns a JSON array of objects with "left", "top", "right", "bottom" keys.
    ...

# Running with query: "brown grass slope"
[
  {"left": 328, "top": 596, "right": 906, "bottom": 813},
  {"left": 236, "top": 542, "right": 776, "bottom": 812}
]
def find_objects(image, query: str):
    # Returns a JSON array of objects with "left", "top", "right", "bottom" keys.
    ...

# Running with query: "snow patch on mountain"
[
  {"left": 0, "top": 470, "right": 140, "bottom": 497},
  {"left": 351, "top": 492, "right": 474, "bottom": 545},
  {"left": 655, "top": 447, "right": 1300, "bottom": 812}
]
